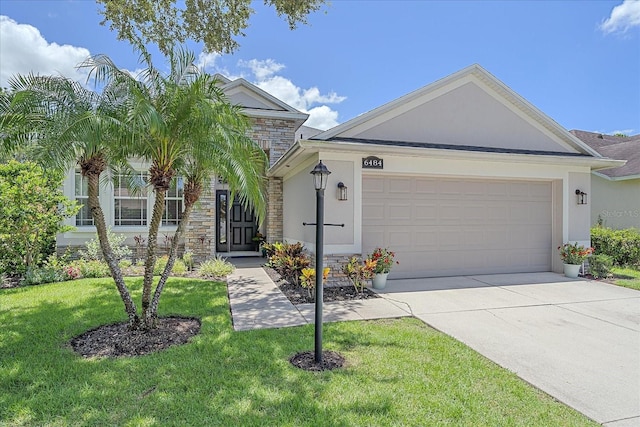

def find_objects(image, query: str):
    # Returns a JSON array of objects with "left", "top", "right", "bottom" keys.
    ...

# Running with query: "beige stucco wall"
[
  {"left": 591, "top": 175, "right": 640, "bottom": 229},
  {"left": 282, "top": 157, "right": 356, "bottom": 251},
  {"left": 281, "top": 150, "right": 594, "bottom": 274}
]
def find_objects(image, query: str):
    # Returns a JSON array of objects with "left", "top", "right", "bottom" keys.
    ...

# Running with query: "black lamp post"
[{"left": 310, "top": 160, "right": 331, "bottom": 364}]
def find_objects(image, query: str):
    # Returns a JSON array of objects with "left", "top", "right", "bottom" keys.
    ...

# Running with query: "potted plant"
[
  {"left": 558, "top": 242, "right": 593, "bottom": 278},
  {"left": 367, "top": 247, "right": 398, "bottom": 289},
  {"left": 252, "top": 232, "right": 265, "bottom": 252}
]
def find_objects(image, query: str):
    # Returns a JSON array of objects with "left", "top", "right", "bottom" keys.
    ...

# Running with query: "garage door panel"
[
  {"left": 363, "top": 177, "right": 384, "bottom": 193},
  {"left": 415, "top": 179, "right": 438, "bottom": 194},
  {"left": 529, "top": 203, "right": 551, "bottom": 223},
  {"left": 388, "top": 203, "right": 412, "bottom": 220},
  {"left": 387, "top": 230, "right": 413, "bottom": 248},
  {"left": 413, "top": 203, "right": 438, "bottom": 221},
  {"left": 388, "top": 177, "right": 411, "bottom": 193},
  {"left": 487, "top": 205, "right": 509, "bottom": 223},
  {"left": 363, "top": 175, "right": 552, "bottom": 278},
  {"left": 440, "top": 205, "right": 463, "bottom": 222}
]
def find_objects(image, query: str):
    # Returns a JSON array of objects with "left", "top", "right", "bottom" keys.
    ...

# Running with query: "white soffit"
[{"left": 313, "top": 64, "right": 601, "bottom": 157}]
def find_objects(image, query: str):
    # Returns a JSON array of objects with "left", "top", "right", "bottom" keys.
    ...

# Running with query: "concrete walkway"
[
  {"left": 226, "top": 267, "right": 640, "bottom": 426},
  {"left": 227, "top": 267, "right": 410, "bottom": 331}
]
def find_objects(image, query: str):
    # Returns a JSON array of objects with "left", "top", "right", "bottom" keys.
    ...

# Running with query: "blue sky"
[{"left": 0, "top": 0, "right": 638, "bottom": 133}]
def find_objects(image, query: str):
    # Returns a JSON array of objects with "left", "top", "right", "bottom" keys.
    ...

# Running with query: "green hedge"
[{"left": 590, "top": 227, "right": 640, "bottom": 267}]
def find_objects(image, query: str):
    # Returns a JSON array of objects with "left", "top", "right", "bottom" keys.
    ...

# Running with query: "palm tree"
[
  {"left": 150, "top": 113, "right": 267, "bottom": 321},
  {"left": 0, "top": 74, "right": 140, "bottom": 326},
  {"left": 83, "top": 47, "right": 268, "bottom": 328}
]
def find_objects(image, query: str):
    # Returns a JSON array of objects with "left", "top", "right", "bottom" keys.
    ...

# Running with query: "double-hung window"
[
  {"left": 114, "top": 172, "right": 148, "bottom": 226},
  {"left": 162, "top": 177, "right": 184, "bottom": 226},
  {"left": 74, "top": 170, "right": 94, "bottom": 226}
]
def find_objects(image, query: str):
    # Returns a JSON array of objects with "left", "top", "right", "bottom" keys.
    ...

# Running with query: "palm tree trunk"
[
  {"left": 142, "top": 187, "right": 166, "bottom": 328},
  {"left": 87, "top": 171, "right": 139, "bottom": 327},
  {"left": 149, "top": 201, "right": 195, "bottom": 324}
]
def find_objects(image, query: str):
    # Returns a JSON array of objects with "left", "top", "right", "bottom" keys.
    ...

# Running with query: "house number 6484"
[{"left": 362, "top": 156, "right": 384, "bottom": 169}]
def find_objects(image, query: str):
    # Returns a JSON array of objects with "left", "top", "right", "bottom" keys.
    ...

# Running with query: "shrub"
[
  {"left": 118, "top": 259, "right": 133, "bottom": 269},
  {"left": 153, "top": 256, "right": 188, "bottom": 276},
  {"left": 589, "top": 254, "right": 613, "bottom": 279},
  {"left": 182, "top": 251, "right": 194, "bottom": 271},
  {"left": 0, "top": 161, "right": 78, "bottom": 275},
  {"left": 266, "top": 242, "right": 310, "bottom": 285},
  {"left": 79, "top": 229, "right": 132, "bottom": 261},
  {"left": 591, "top": 227, "right": 640, "bottom": 266},
  {"left": 154, "top": 256, "right": 169, "bottom": 276},
  {"left": 73, "top": 259, "right": 110, "bottom": 278},
  {"left": 21, "top": 253, "right": 69, "bottom": 286},
  {"left": 171, "top": 258, "right": 188, "bottom": 275},
  {"left": 198, "top": 256, "right": 235, "bottom": 279},
  {"left": 342, "top": 256, "right": 376, "bottom": 293},
  {"left": 63, "top": 264, "right": 81, "bottom": 280},
  {"left": 300, "top": 267, "right": 330, "bottom": 298}
]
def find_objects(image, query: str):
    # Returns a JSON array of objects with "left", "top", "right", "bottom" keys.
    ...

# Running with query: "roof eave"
[
  {"left": 269, "top": 140, "right": 624, "bottom": 177},
  {"left": 592, "top": 171, "right": 640, "bottom": 181}
]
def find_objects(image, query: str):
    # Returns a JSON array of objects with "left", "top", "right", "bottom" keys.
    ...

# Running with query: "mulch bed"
[
  {"left": 264, "top": 266, "right": 379, "bottom": 305},
  {"left": 289, "top": 350, "right": 346, "bottom": 371},
  {"left": 70, "top": 316, "right": 201, "bottom": 358}
]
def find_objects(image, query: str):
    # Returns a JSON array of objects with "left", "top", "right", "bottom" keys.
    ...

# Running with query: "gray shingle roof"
[
  {"left": 323, "top": 137, "right": 592, "bottom": 157},
  {"left": 570, "top": 130, "right": 640, "bottom": 178}
]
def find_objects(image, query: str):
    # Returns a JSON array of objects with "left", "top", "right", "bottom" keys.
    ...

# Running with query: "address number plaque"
[{"left": 362, "top": 156, "right": 383, "bottom": 169}]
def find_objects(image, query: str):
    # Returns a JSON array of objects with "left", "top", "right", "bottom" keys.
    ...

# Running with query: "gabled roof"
[
  {"left": 213, "top": 73, "right": 308, "bottom": 127},
  {"left": 311, "top": 64, "right": 602, "bottom": 158},
  {"left": 571, "top": 130, "right": 640, "bottom": 180},
  {"left": 295, "top": 125, "right": 323, "bottom": 142}
]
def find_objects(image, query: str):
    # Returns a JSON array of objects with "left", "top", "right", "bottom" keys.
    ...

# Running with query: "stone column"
[
  {"left": 266, "top": 177, "right": 283, "bottom": 243},
  {"left": 184, "top": 186, "right": 215, "bottom": 264}
]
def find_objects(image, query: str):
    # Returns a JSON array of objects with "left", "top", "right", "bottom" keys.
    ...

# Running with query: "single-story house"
[
  {"left": 570, "top": 130, "right": 640, "bottom": 230},
  {"left": 58, "top": 64, "right": 622, "bottom": 280}
]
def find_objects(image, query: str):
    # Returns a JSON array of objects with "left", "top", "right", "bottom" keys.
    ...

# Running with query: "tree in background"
[
  {"left": 97, "top": 0, "right": 326, "bottom": 55},
  {"left": 0, "top": 161, "right": 78, "bottom": 275}
]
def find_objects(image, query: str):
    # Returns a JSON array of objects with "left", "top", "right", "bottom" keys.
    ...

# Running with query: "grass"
[
  {"left": 0, "top": 278, "right": 597, "bottom": 426},
  {"left": 610, "top": 266, "right": 640, "bottom": 290}
]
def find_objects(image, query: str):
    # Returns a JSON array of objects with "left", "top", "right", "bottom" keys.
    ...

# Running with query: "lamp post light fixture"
[{"left": 310, "top": 160, "right": 331, "bottom": 364}]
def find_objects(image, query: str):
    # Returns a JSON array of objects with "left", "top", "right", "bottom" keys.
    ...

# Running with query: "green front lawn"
[
  {"left": 1, "top": 278, "right": 596, "bottom": 426},
  {"left": 611, "top": 266, "right": 640, "bottom": 290}
]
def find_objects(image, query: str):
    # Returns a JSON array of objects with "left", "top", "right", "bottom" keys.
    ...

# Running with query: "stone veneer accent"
[
  {"left": 183, "top": 116, "right": 297, "bottom": 257},
  {"left": 312, "top": 253, "right": 361, "bottom": 287},
  {"left": 184, "top": 187, "right": 216, "bottom": 263},
  {"left": 265, "top": 177, "right": 283, "bottom": 243}
]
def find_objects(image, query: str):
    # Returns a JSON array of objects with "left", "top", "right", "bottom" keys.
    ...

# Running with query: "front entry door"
[{"left": 216, "top": 190, "right": 257, "bottom": 252}]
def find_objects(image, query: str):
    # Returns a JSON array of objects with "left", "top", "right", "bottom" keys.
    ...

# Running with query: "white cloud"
[
  {"left": 238, "top": 59, "right": 346, "bottom": 130},
  {"left": 238, "top": 59, "right": 284, "bottom": 80},
  {"left": 600, "top": 0, "right": 640, "bottom": 34},
  {"left": 196, "top": 52, "right": 221, "bottom": 73},
  {"left": 0, "top": 15, "right": 91, "bottom": 87}
]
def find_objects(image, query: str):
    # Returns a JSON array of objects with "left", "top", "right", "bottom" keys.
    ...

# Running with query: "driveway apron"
[{"left": 380, "top": 272, "right": 640, "bottom": 427}]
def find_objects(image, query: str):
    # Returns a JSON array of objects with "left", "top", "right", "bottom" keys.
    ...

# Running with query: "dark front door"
[{"left": 216, "top": 190, "right": 257, "bottom": 252}]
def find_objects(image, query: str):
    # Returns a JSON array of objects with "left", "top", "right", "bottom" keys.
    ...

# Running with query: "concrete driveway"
[{"left": 379, "top": 272, "right": 640, "bottom": 426}]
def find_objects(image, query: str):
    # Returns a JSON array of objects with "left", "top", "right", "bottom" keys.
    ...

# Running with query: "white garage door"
[{"left": 362, "top": 176, "right": 552, "bottom": 279}]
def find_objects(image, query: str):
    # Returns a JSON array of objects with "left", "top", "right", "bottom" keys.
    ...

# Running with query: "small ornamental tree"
[{"left": 0, "top": 161, "right": 79, "bottom": 275}]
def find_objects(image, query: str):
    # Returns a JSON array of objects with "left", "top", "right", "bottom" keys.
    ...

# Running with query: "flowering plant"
[
  {"left": 367, "top": 247, "right": 398, "bottom": 274},
  {"left": 558, "top": 242, "right": 593, "bottom": 265}
]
